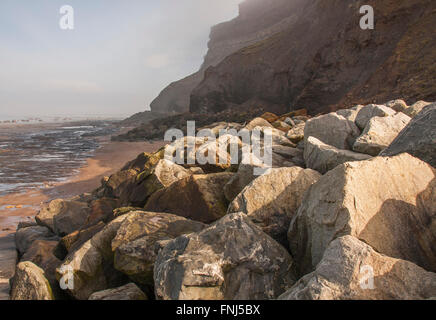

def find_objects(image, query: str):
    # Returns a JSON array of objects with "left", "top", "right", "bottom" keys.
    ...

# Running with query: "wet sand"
[{"left": 0, "top": 136, "right": 166, "bottom": 237}]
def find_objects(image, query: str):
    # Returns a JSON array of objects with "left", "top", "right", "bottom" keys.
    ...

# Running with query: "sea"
[{"left": 0, "top": 116, "right": 122, "bottom": 197}]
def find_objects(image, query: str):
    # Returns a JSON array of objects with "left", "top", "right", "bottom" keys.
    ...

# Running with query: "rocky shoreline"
[{"left": 7, "top": 99, "right": 436, "bottom": 300}]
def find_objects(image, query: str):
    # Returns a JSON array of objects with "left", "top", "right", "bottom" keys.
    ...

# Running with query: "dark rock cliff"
[
  {"left": 150, "top": 0, "right": 301, "bottom": 114},
  {"left": 189, "top": 0, "right": 436, "bottom": 115}
]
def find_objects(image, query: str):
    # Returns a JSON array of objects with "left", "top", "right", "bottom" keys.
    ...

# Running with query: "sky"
[{"left": 0, "top": 0, "right": 241, "bottom": 117}]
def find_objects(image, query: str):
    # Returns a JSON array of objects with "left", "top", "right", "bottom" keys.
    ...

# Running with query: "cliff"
[
  {"left": 150, "top": 0, "right": 302, "bottom": 114},
  {"left": 190, "top": 0, "right": 436, "bottom": 115}
]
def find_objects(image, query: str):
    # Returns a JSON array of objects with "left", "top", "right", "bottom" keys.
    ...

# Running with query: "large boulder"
[
  {"left": 223, "top": 153, "right": 269, "bottom": 202},
  {"left": 336, "top": 105, "right": 363, "bottom": 122},
  {"left": 381, "top": 103, "right": 436, "bottom": 168},
  {"left": 228, "top": 167, "right": 321, "bottom": 246},
  {"left": 36, "top": 199, "right": 65, "bottom": 231},
  {"left": 354, "top": 104, "right": 396, "bottom": 130},
  {"left": 279, "top": 236, "right": 436, "bottom": 300},
  {"left": 88, "top": 283, "right": 147, "bottom": 300},
  {"left": 56, "top": 215, "right": 130, "bottom": 300},
  {"left": 404, "top": 100, "right": 432, "bottom": 118},
  {"left": 288, "top": 153, "right": 436, "bottom": 275},
  {"left": 353, "top": 113, "right": 411, "bottom": 156},
  {"left": 385, "top": 99, "right": 408, "bottom": 112},
  {"left": 112, "top": 211, "right": 205, "bottom": 285},
  {"left": 145, "top": 172, "right": 234, "bottom": 224},
  {"left": 304, "top": 137, "right": 371, "bottom": 174},
  {"left": 286, "top": 122, "right": 305, "bottom": 144},
  {"left": 15, "top": 225, "right": 57, "bottom": 255},
  {"left": 10, "top": 262, "right": 54, "bottom": 300},
  {"left": 245, "top": 117, "right": 273, "bottom": 131},
  {"left": 123, "top": 159, "right": 192, "bottom": 207},
  {"left": 21, "top": 240, "right": 61, "bottom": 283},
  {"left": 61, "top": 221, "right": 106, "bottom": 253},
  {"left": 304, "top": 113, "right": 360, "bottom": 150},
  {"left": 85, "top": 198, "right": 119, "bottom": 227},
  {"left": 154, "top": 213, "right": 296, "bottom": 300},
  {"left": 36, "top": 199, "right": 91, "bottom": 236}
]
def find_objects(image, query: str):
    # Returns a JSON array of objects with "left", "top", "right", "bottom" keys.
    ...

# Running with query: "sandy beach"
[{"left": 0, "top": 135, "right": 166, "bottom": 237}]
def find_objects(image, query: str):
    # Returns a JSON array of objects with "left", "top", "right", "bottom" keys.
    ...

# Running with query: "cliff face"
[
  {"left": 150, "top": 0, "right": 301, "bottom": 114},
  {"left": 190, "top": 0, "right": 436, "bottom": 115}
]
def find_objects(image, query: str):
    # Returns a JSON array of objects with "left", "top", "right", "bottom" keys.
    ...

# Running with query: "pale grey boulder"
[
  {"left": 10, "top": 261, "right": 54, "bottom": 300},
  {"left": 286, "top": 122, "right": 305, "bottom": 144},
  {"left": 56, "top": 215, "right": 130, "bottom": 300},
  {"left": 112, "top": 211, "right": 205, "bottom": 285},
  {"left": 336, "top": 105, "right": 363, "bottom": 122},
  {"left": 352, "top": 112, "right": 411, "bottom": 156},
  {"left": 304, "top": 113, "right": 360, "bottom": 150},
  {"left": 126, "top": 159, "right": 192, "bottom": 207},
  {"left": 245, "top": 117, "right": 273, "bottom": 131},
  {"left": 404, "top": 100, "right": 432, "bottom": 118},
  {"left": 279, "top": 236, "right": 436, "bottom": 300},
  {"left": 288, "top": 153, "right": 436, "bottom": 275},
  {"left": 355, "top": 104, "right": 396, "bottom": 130},
  {"left": 36, "top": 199, "right": 89, "bottom": 233},
  {"left": 304, "top": 136, "right": 371, "bottom": 174},
  {"left": 385, "top": 99, "right": 408, "bottom": 112},
  {"left": 36, "top": 199, "right": 91, "bottom": 236},
  {"left": 228, "top": 167, "right": 321, "bottom": 246},
  {"left": 154, "top": 213, "right": 296, "bottom": 300},
  {"left": 381, "top": 103, "right": 436, "bottom": 167},
  {"left": 88, "top": 283, "right": 147, "bottom": 300}
]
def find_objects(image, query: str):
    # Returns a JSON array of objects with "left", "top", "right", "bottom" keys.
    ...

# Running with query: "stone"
[
  {"left": 304, "top": 113, "right": 360, "bottom": 150},
  {"left": 385, "top": 99, "right": 408, "bottom": 112},
  {"left": 381, "top": 103, "right": 436, "bottom": 168},
  {"left": 288, "top": 153, "right": 436, "bottom": 275},
  {"left": 88, "top": 283, "right": 147, "bottom": 300},
  {"left": 223, "top": 153, "right": 268, "bottom": 202},
  {"left": 56, "top": 215, "right": 130, "bottom": 300},
  {"left": 85, "top": 198, "right": 119, "bottom": 227},
  {"left": 154, "top": 213, "right": 296, "bottom": 300},
  {"left": 245, "top": 117, "right": 273, "bottom": 130},
  {"left": 112, "top": 211, "right": 205, "bottom": 285},
  {"left": 336, "top": 106, "right": 362, "bottom": 122},
  {"left": 10, "top": 262, "right": 54, "bottom": 300},
  {"left": 260, "top": 112, "right": 279, "bottom": 123},
  {"left": 125, "top": 159, "right": 192, "bottom": 207},
  {"left": 404, "top": 100, "right": 432, "bottom": 117},
  {"left": 51, "top": 200, "right": 91, "bottom": 236},
  {"left": 354, "top": 104, "right": 396, "bottom": 130},
  {"left": 35, "top": 199, "right": 65, "bottom": 231},
  {"left": 17, "top": 220, "right": 37, "bottom": 230},
  {"left": 61, "top": 221, "right": 106, "bottom": 253},
  {"left": 279, "top": 236, "right": 436, "bottom": 300},
  {"left": 145, "top": 172, "right": 234, "bottom": 224},
  {"left": 272, "top": 120, "right": 292, "bottom": 132},
  {"left": 272, "top": 145, "right": 303, "bottom": 162},
  {"left": 286, "top": 122, "right": 305, "bottom": 144},
  {"left": 228, "top": 167, "right": 321, "bottom": 246},
  {"left": 15, "top": 225, "right": 57, "bottom": 255},
  {"left": 353, "top": 113, "right": 411, "bottom": 156},
  {"left": 304, "top": 136, "right": 371, "bottom": 174},
  {"left": 20, "top": 240, "right": 63, "bottom": 298}
]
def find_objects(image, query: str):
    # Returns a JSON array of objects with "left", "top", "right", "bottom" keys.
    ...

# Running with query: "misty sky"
[{"left": 0, "top": 0, "right": 241, "bottom": 117}]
